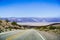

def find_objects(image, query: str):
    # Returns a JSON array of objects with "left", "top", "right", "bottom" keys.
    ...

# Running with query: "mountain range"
[{"left": 0, "top": 17, "right": 60, "bottom": 22}]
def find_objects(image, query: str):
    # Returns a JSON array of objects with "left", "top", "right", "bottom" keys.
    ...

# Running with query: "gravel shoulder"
[{"left": 39, "top": 31, "right": 60, "bottom": 40}]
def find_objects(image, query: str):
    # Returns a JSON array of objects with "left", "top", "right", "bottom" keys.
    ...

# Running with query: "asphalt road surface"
[{"left": 0, "top": 29, "right": 59, "bottom": 40}]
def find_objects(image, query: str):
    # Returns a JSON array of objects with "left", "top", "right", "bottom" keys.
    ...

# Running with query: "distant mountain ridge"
[{"left": 0, "top": 17, "right": 60, "bottom": 22}]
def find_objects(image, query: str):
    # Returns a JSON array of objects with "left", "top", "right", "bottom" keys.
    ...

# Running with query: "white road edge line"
[
  {"left": 35, "top": 31, "right": 46, "bottom": 40},
  {"left": 0, "top": 30, "right": 24, "bottom": 35},
  {"left": 0, "top": 31, "right": 15, "bottom": 35}
]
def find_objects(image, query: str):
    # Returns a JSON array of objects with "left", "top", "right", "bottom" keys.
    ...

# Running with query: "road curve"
[{"left": 0, "top": 29, "right": 45, "bottom": 40}]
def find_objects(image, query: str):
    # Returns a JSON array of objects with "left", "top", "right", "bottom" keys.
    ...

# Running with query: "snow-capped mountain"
[{"left": 0, "top": 17, "right": 60, "bottom": 22}]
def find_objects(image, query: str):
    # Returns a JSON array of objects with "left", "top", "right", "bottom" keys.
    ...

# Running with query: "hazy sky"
[{"left": 0, "top": 0, "right": 60, "bottom": 18}]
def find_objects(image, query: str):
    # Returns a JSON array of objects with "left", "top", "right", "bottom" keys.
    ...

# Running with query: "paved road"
[
  {"left": 0, "top": 30, "right": 25, "bottom": 40},
  {"left": 0, "top": 29, "right": 46, "bottom": 40}
]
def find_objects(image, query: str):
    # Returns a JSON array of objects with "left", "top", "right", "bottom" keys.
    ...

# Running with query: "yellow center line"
[{"left": 6, "top": 30, "right": 27, "bottom": 40}]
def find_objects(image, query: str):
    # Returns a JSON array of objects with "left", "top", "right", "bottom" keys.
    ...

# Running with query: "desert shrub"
[
  {"left": 56, "top": 26, "right": 60, "bottom": 29},
  {"left": 5, "top": 19, "right": 9, "bottom": 23},
  {"left": 11, "top": 21, "right": 17, "bottom": 25},
  {"left": 47, "top": 26, "right": 56, "bottom": 30},
  {"left": 0, "top": 20, "right": 2, "bottom": 23}
]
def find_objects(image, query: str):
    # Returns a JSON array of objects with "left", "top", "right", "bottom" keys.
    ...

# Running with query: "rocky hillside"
[{"left": 0, "top": 20, "right": 23, "bottom": 33}]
